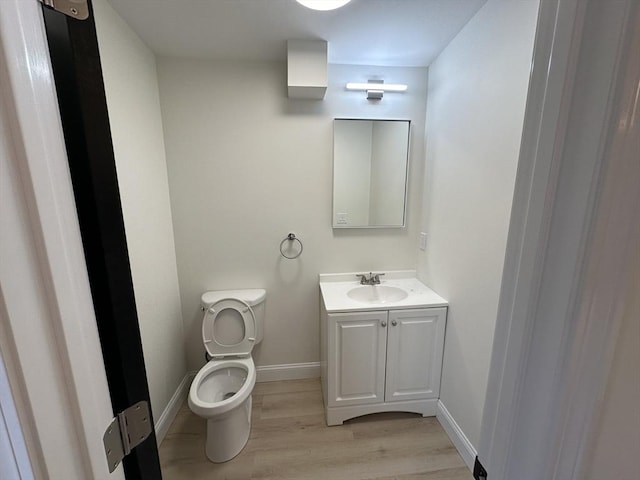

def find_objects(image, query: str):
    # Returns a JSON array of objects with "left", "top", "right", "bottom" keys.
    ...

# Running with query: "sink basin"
[{"left": 347, "top": 285, "right": 408, "bottom": 304}]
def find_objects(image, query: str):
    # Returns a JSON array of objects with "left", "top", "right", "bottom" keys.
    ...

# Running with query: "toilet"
[{"left": 188, "top": 288, "right": 266, "bottom": 463}]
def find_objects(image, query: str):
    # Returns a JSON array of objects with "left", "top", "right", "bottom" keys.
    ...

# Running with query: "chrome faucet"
[{"left": 356, "top": 272, "right": 385, "bottom": 285}]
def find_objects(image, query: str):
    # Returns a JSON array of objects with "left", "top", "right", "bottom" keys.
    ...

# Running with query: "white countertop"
[{"left": 319, "top": 270, "right": 448, "bottom": 313}]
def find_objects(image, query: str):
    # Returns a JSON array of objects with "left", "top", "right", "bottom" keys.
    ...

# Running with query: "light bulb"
[{"left": 295, "top": 0, "right": 352, "bottom": 11}]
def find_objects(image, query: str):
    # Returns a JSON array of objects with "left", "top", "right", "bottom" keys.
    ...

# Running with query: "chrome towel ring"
[{"left": 280, "top": 233, "right": 303, "bottom": 259}]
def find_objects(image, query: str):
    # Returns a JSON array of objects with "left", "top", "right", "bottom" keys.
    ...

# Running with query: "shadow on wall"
[{"left": 283, "top": 97, "right": 328, "bottom": 116}]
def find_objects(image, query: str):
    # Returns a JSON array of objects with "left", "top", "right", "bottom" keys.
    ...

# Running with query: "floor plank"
[{"left": 159, "top": 378, "right": 472, "bottom": 480}]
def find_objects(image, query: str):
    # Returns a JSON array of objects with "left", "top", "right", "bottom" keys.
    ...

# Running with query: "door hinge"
[
  {"left": 39, "top": 0, "right": 89, "bottom": 20},
  {"left": 102, "top": 401, "right": 152, "bottom": 473},
  {"left": 473, "top": 456, "right": 488, "bottom": 480}
]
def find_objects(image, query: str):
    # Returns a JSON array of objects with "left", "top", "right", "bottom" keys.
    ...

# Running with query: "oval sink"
[{"left": 347, "top": 285, "right": 408, "bottom": 304}]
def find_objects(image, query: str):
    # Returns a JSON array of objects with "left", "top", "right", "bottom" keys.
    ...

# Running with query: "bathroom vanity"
[{"left": 319, "top": 271, "right": 448, "bottom": 426}]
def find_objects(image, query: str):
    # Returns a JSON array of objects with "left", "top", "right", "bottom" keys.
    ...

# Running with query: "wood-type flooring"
[{"left": 159, "top": 378, "right": 472, "bottom": 479}]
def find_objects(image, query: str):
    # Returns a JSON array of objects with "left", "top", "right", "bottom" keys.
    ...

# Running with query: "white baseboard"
[
  {"left": 256, "top": 362, "right": 320, "bottom": 383},
  {"left": 436, "top": 400, "right": 477, "bottom": 470},
  {"left": 155, "top": 372, "right": 194, "bottom": 446}
]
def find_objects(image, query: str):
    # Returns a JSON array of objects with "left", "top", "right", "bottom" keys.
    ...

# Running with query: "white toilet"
[{"left": 188, "top": 289, "right": 266, "bottom": 463}]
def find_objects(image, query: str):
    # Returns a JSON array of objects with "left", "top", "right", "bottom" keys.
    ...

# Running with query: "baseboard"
[
  {"left": 436, "top": 400, "right": 477, "bottom": 470},
  {"left": 155, "top": 372, "right": 194, "bottom": 446},
  {"left": 256, "top": 362, "right": 320, "bottom": 383}
]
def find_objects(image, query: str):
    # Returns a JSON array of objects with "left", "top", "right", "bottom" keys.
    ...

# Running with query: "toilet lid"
[{"left": 202, "top": 298, "right": 256, "bottom": 358}]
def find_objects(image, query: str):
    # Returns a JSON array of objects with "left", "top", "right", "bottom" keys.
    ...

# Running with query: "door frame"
[
  {"left": 1, "top": 0, "right": 637, "bottom": 479},
  {"left": 44, "top": 0, "right": 163, "bottom": 477},
  {"left": 0, "top": 0, "right": 125, "bottom": 478},
  {"left": 1, "top": 0, "right": 163, "bottom": 478},
  {"left": 480, "top": 1, "right": 639, "bottom": 479}
]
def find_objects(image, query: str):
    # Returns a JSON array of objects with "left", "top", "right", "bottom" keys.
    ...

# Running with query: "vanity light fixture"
[
  {"left": 295, "top": 0, "right": 352, "bottom": 11},
  {"left": 346, "top": 80, "right": 408, "bottom": 100}
]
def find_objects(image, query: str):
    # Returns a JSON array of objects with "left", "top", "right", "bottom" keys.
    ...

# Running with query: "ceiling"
[{"left": 107, "top": 0, "right": 487, "bottom": 67}]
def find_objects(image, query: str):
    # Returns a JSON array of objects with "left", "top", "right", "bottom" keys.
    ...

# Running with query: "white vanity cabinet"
[{"left": 321, "top": 305, "right": 447, "bottom": 426}]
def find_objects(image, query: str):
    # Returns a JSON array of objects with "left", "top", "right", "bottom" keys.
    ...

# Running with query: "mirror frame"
[{"left": 332, "top": 118, "right": 411, "bottom": 229}]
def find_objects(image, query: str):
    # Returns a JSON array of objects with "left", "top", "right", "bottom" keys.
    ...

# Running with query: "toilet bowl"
[
  {"left": 188, "top": 289, "right": 266, "bottom": 463},
  {"left": 189, "top": 357, "right": 256, "bottom": 462}
]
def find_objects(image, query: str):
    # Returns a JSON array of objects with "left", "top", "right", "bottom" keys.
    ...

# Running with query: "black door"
[{"left": 41, "top": 2, "right": 162, "bottom": 478}]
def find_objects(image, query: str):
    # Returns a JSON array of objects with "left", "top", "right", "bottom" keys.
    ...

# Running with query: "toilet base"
[{"left": 205, "top": 396, "right": 252, "bottom": 463}]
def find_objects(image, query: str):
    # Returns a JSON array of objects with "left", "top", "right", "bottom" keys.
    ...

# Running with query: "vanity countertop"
[{"left": 319, "top": 270, "right": 448, "bottom": 313}]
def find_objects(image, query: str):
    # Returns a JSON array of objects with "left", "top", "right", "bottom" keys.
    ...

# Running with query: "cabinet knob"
[
  {"left": 391, "top": 319, "right": 398, "bottom": 326},
  {"left": 381, "top": 321, "right": 387, "bottom": 327}
]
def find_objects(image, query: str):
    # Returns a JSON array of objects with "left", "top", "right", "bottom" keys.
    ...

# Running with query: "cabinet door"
[
  {"left": 327, "top": 311, "right": 388, "bottom": 407},
  {"left": 385, "top": 308, "right": 447, "bottom": 402}
]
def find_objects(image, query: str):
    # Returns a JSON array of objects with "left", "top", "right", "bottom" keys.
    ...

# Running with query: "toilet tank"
[{"left": 201, "top": 289, "right": 266, "bottom": 345}]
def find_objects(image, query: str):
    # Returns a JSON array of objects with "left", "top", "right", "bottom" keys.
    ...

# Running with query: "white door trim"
[
  {"left": 478, "top": 0, "right": 585, "bottom": 475},
  {"left": 480, "top": 0, "right": 639, "bottom": 479},
  {"left": 0, "top": 1, "right": 124, "bottom": 479},
  {"left": 549, "top": 4, "right": 640, "bottom": 478}
]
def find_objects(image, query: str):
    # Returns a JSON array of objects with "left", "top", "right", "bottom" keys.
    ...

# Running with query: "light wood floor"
[{"left": 159, "top": 378, "right": 472, "bottom": 480}]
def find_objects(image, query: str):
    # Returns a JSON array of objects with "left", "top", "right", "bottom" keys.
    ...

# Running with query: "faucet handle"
[
  {"left": 356, "top": 272, "right": 385, "bottom": 285},
  {"left": 372, "top": 273, "right": 385, "bottom": 284}
]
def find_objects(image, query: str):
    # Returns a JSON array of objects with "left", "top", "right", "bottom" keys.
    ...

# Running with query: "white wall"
[
  {"left": 157, "top": 60, "right": 428, "bottom": 371},
  {"left": 93, "top": 0, "right": 186, "bottom": 421},
  {"left": 418, "top": 0, "right": 539, "bottom": 449}
]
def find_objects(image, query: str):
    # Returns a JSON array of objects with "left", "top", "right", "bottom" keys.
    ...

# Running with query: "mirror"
[{"left": 333, "top": 119, "right": 410, "bottom": 228}]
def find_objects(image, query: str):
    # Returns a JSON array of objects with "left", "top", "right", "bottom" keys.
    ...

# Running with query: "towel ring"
[{"left": 280, "top": 233, "right": 303, "bottom": 260}]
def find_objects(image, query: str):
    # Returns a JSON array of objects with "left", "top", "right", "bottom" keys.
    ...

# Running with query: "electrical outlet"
[{"left": 419, "top": 232, "right": 427, "bottom": 250}]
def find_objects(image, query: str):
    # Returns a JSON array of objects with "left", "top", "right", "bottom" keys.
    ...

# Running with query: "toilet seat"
[
  {"left": 188, "top": 356, "right": 256, "bottom": 418},
  {"left": 202, "top": 298, "right": 256, "bottom": 358}
]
